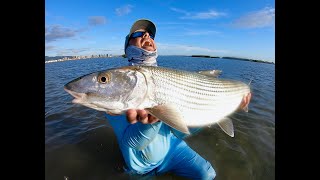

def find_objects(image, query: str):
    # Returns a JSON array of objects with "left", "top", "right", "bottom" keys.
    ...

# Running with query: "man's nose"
[{"left": 143, "top": 32, "right": 150, "bottom": 38}]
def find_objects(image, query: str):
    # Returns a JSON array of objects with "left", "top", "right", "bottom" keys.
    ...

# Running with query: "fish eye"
[{"left": 97, "top": 72, "right": 111, "bottom": 84}]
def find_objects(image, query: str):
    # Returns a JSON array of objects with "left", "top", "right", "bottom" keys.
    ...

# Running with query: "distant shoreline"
[
  {"left": 190, "top": 55, "right": 274, "bottom": 64},
  {"left": 45, "top": 55, "right": 274, "bottom": 65}
]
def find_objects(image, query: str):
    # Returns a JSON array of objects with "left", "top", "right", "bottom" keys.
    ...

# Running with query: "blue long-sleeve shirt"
[
  {"left": 105, "top": 113, "right": 179, "bottom": 174},
  {"left": 104, "top": 113, "right": 215, "bottom": 180},
  {"left": 102, "top": 58, "right": 216, "bottom": 179}
]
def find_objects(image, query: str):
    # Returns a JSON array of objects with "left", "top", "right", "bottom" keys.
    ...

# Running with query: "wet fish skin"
[
  {"left": 64, "top": 66, "right": 151, "bottom": 114},
  {"left": 64, "top": 66, "right": 251, "bottom": 136}
]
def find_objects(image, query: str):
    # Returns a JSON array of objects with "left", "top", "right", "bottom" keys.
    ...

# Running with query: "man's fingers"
[
  {"left": 148, "top": 114, "right": 159, "bottom": 124},
  {"left": 126, "top": 109, "right": 159, "bottom": 124},
  {"left": 126, "top": 109, "right": 138, "bottom": 124},
  {"left": 137, "top": 110, "right": 148, "bottom": 124},
  {"left": 140, "top": 117, "right": 149, "bottom": 124}
]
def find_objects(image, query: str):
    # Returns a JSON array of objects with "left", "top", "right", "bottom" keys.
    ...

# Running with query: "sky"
[{"left": 45, "top": 0, "right": 275, "bottom": 62}]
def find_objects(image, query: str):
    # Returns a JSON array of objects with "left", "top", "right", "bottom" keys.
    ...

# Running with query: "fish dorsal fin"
[
  {"left": 217, "top": 117, "right": 234, "bottom": 137},
  {"left": 198, "top": 70, "right": 222, "bottom": 77},
  {"left": 146, "top": 104, "right": 190, "bottom": 134}
]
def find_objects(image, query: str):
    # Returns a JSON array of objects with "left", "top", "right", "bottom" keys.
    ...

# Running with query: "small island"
[
  {"left": 191, "top": 55, "right": 220, "bottom": 58},
  {"left": 190, "top": 55, "right": 274, "bottom": 64},
  {"left": 45, "top": 55, "right": 274, "bottom": 65}
]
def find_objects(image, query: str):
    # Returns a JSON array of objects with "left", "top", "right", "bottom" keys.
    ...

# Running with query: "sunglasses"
[{"left": 130, "top": 31, "right": 155, "bottom": 40}]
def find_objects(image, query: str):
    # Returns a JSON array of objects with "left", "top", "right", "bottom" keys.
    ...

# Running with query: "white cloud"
[
  {"left": 115, "top": 5, "right": 133, "bottom": 16},
  {"left": 55, "top": 48, "right": 92, "bottom": 56},
  {"left": 88, "top": 16, "right": 107, "bottom": 26},
  {"left": 232, "top": 7, "right": 275, "bottom": 28},
  {"left": 45, "top": 25, "right": 78, "bottom": 42},
  {"left": 170, "top": 7, "right": 190, "bottom": 15},
  {"left": 48, "top": 46, "right": 123, "bottom": 57},
  {"left": 45, "top": 45, "right": 55, "bottom": 51},
  {"left": 157, "top": 22, "right": 197, "bottom": 26},
  {"left": 188, "top": 10, "right": 225, "bottom": 19},
  {"left": 170, "top": 7, "right": 226, "bottom": 19},
  {"left": 45, "top": 24, "right": 88, "bottom": 43},
  {"left": 157, "top": 43, "right": 228, "bottom": 55},
  {"left": 184, "top": 30, "right": 220, "bottom": 36}
]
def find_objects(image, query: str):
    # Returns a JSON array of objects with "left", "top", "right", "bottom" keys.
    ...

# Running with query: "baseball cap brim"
[
  {"left": 129, "top": 19, "right": 156, "bottom": 37},
  {"left": 124, "top": 19, "right": 157, "bottom": 50}
]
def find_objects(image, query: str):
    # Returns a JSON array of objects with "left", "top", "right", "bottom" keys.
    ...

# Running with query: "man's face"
[{"left": 128, "top": 28, "right": 157, "bottom": 51}]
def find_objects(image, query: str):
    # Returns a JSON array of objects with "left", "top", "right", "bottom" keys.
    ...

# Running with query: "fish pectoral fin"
[
  {"left": 217, "top": 117, "right": 234, "bottom": 137},
  {"left": 146, "top": 105, "right": 190, "bottom": 134},
  {"left": 198, "top": 70, "right": 222, "bottom": 78}
]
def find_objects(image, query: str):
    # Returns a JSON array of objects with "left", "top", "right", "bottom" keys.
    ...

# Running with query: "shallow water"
[{"left": 45, "top": 56, "right": 275, "bottom": 180}]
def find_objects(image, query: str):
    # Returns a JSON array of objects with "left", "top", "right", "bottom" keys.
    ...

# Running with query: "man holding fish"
[
  {"left": 64, "top": 19, "right": 252, "bottom": 179},
  {"left": 106, "top": 19, "right": 218, "bottom": 179}
]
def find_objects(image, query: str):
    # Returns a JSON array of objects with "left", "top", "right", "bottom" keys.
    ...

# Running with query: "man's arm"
[{"left": 105, "top": 110, "right": 161, "bottom": 150}]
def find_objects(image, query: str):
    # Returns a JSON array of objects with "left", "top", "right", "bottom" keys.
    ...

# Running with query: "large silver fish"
[{"left": 64, "top": 66, "right": 251, "bottom": 137}]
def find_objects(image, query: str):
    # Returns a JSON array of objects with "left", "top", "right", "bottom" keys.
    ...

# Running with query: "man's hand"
[
  {"left": 126, "top": 109, "right": 159, "bottom": 124},
  {"left": 239, "top": 92, "right": 252, "bottom": 112}
]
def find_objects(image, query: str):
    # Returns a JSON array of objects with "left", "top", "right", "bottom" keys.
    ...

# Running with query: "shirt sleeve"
[
  {"left": 171, "top": 127, "right": 204, "bottom": 139},
  {"left": 105, "top": 113, "right": 162, "bottom": 150}
]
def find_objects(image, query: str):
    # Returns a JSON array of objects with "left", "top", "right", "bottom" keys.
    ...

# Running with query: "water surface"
[{"left": 45, "top": 56, "right": 275, "bottom": 180}]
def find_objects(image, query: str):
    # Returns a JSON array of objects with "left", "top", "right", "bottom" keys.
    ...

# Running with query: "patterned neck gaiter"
[{"left": 125, "top": 45, "right": 158, "bottom": 66}]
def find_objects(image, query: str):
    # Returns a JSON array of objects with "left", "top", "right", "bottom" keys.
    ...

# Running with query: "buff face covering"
[{"left": 125, "top": 45, "right": 158, "bottom": 66}]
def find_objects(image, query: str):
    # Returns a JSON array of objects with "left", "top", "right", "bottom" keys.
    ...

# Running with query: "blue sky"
[{"left": 45, "top": 0, "right": 275, "bottom": 62}]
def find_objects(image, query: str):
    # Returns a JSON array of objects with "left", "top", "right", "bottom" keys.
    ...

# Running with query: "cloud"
[
  {"left": 170, "top": 7, "right": 190, "bottom": 15},
  {"left": 55, "top": 48, "right": 91, "bottom": 56},
  {"left": 65, "top": 48, "right": 91, "bottom": 53},
  {"left": 157, "top": 22, "right": 197, "bottom": 26},
  {"left": 188, "top": 10, "right": 226, "bottom": 19},
  {"left": 184, "top": 30, "right": 220, "bottom": 36},
  {"left": 45, "top": 45, "right": 55, "bottom": 51},
  {"left": 231, "top": 7, "right": 275, "bottom": 28},
  {"left": 115, "top": 5, "right": 133, "bottom": 16},
  {"left": 47, "top": 46, "right": 119, "bottom": 56},
  {"left": 88, "top": 16, "right": 107, "bottom": 26},
  {"left": 45, "top": 25, "right": 84, "bottom": 42},
  {"left": 157, "top": 43, "right": 228, "bottom": 53},
  {"left": 170, "top": 7, "right": 226, "bottom": 19}
]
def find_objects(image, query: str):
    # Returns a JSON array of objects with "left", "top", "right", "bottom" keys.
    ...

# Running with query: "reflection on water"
[{"left": 45, "top": 56, "right": 275, "bottom": 180}]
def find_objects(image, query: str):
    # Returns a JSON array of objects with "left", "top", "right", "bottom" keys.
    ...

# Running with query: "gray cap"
[{"left": 124, "top": 19, "right": 157, "bottom": 53}]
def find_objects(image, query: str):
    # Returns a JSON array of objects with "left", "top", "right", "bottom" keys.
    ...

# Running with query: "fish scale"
[{"left": 146, "top": 66, "right": 248, "bottom": 105}]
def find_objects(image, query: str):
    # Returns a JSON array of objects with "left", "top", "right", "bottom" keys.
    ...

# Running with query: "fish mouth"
[{"left": 64, "top": 87, "right": 86, "bottom": 104}]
